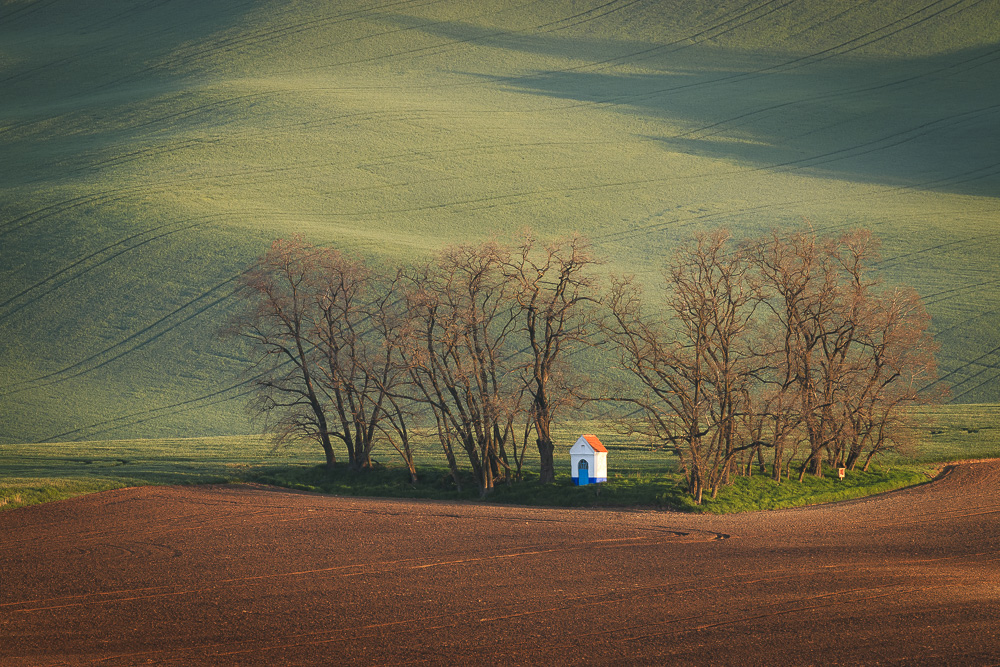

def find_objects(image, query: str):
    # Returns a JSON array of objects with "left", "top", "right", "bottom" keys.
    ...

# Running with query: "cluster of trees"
[
  {"left": 229, "top": 232, "right": 598, "bottom": 496},
  {"left": 230, "top": 228, "right": 940, "bottom": 503},
  {"left": 605, "top": 229, "right": 940, "bottom": 503}
]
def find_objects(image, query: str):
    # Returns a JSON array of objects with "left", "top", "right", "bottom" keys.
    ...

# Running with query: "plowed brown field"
[{"left": 3, "top": 462, "right": 1000, "bottom": 665}]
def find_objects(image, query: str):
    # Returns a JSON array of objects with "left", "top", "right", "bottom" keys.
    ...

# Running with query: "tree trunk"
[
  {"left": 812, "top": 452, "right": 824, "bottom": 477},
  {"left": 798, "top": 450, "right": 824, "bottom": 481},
  {"left": 309, "top": 383, "right": 335, "bottom": 469},
  {"left": 797, "top": 455, "right": 811, "bottom": 483},
  {"left": 436, "top": 424, "right": 462, "bottom": 491},
  {"left": 479, "top": 447, "right": 495, "bottom": 498},
  {"left": 845, "top": 449, "right": 861, "bottom": 471},
  {"left": 691, "top": 466, "right": 703, "bottom": 505},
  {"left": 537, "top": 436, "right": 556, "bottom": 484},
  {"left": 321, "top": 435, "right": 336, "bottom": 469}
]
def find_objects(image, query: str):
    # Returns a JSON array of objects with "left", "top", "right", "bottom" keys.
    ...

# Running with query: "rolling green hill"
[{"left": 2, "top": 0, "right": 998, "bottom": 444}]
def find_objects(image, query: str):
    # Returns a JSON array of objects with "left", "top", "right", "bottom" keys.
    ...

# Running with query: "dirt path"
[{"left": 3, "top": 462, "right": 999, "bottom": 665}]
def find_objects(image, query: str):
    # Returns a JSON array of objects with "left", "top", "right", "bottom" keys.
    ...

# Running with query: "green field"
[
  {"left": 3, "top": 405, "right": 997, "bottom": 514},
  {"left": 2, "top": 0, "right": 999, "bottom": 444}
]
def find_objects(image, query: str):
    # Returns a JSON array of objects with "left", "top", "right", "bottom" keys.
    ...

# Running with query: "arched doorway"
[{"left": 578, "top": 459, "right": 590, "bottom": 485}]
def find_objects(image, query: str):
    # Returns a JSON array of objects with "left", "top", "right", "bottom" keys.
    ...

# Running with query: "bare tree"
[
  {"left": 370, "top": 269, "right": 420, "bottom": 482},
  {"left": 605, "top": 231, "right": 763, "bottom": 503},
  {"left": 746, "top": 230, "right": 863, "bottom": 480},
  {"left": 671, "top": 231, "right": 764, "bottom": 496},
  {"left": 606, "top": 228, "right": 940, "bottom": 501},
  {"left": 746, "top": 229, "right": 941, "bottom": 480},
  {"left": 401, "top": 241, "right": 524, "bottom": 497},
  {"left": 231, "top": 238, "right": 413, "bottom": 473},
  {"left": 231, "top": 237, "right": 336, "bottom": 467},
  {"left": 232, "top": 228, "right": 940, "bottom": 500},
  {"left": 842, "top": 285, "right": 941, "bottom": 471},
  {"left": 505, "top": 231, "right": 601, "bottom": 484},
  {"left": 308, "top": 248, "right": 400, "bottom": 471}
]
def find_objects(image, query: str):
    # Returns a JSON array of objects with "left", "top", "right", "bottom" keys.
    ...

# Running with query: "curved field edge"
[
  {"left": 0, "top": 460, "right": 941, "bottom": 515},
  {"left": 3, "top": 404, "right": 996, "bottom": 514},
  {"left": 245, "top": 462, "right": 938, "bottom": 515}
]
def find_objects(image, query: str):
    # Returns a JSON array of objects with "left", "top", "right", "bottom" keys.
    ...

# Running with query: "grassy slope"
[
  {"left": 1, "top": 0, "right": 999, "bottom": 443},
  {"left": 4, "top": 404, "right": 997, "bottom": 514}
]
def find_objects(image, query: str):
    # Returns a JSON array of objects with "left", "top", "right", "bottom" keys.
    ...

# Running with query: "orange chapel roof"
[{"left": 582, "top": 434, "right": 607, "bottom": 453}]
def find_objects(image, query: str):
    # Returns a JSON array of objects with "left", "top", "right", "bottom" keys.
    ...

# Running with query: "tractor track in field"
[
  {"left": 3, "top": 0, "right": 1000, "bottom": 439},
  {"left": 593, "top": 157, "right": 1000, "bottom": 248},
  {"left": 0, "top": 0, "right": 61, "bottom": 26},
  {"left": 0, "top": 277, "right": 239, "bottom": 396},
  {"left": 148, "top": 0, "right": 456, "bottom": 72},
  {"left": 2, "top": 460, "right": 1000, "bottom": 664},
  {"left": 757, "top": 104, "right": 1000, "bottom": 175},
  {"left": 8, "top": 0, "right": 985, "bottom": 208},
  {"left": 6, "top": 0, "right": 993, "bottom": 131},
  {"left": 35, "top": 380, "right": 258, "bottom": 443},
  {"left": 13, "top": 286, "right": 400, "bottom": 442},
  {"left": 6, "top": 0, "right": 994, "bottom": 192},
  {"left": 0, "top": 215, "right": 224, "bottom": 325}
]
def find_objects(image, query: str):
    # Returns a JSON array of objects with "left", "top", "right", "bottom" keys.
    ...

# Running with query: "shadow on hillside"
[
  {"left": 388, "top": 14, "right": 1000, "bottom": 199},
  {"left": 0, "top": 0, "right": 265, "bottom": 103},
  {"left": 500, "top": 50, "right": 1000, "bottom": 198},
  {"left": 0, "top": 0, "right": 274, "bottom": 445}
]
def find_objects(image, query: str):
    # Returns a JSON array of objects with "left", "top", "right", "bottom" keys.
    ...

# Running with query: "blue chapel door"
[{"left": 578, "top": 459, "right": 590, "bottom": 486}]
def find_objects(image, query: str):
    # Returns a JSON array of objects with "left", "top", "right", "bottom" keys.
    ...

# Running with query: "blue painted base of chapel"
[{"left": 572, "top": 477, "right": 607, "bottom": 486}]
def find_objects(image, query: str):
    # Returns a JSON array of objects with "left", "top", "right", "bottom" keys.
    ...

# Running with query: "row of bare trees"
[
  {"left": 230, "top": 228, "right": 940, "bottom": 502},
  {"left": 230, "top": 232, "right": 598, "bottom": 496},
  {"left": 605, "top": 229, "right": 940, "bottom": 503}
]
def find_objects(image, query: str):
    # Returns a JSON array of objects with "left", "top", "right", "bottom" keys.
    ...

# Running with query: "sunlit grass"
[
  {"left": 0, "top": 435, "right": 277, "bottom": 511},
  {"left": 899, "top": 403, "right": 1000, "bottom": 462},
  {"left": 696, "top": 466, "right": 933, "bottom": 514},
  {"left": 2, "top": 0, "right": 999, "bottom": 445},
  {"left": 3, "top": 404, "right": 997, "bottom": 513}
]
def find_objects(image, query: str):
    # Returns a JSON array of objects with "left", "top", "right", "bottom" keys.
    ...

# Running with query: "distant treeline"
[{"left": 228, "top": 229, "right": 940, "bottom": 503}]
